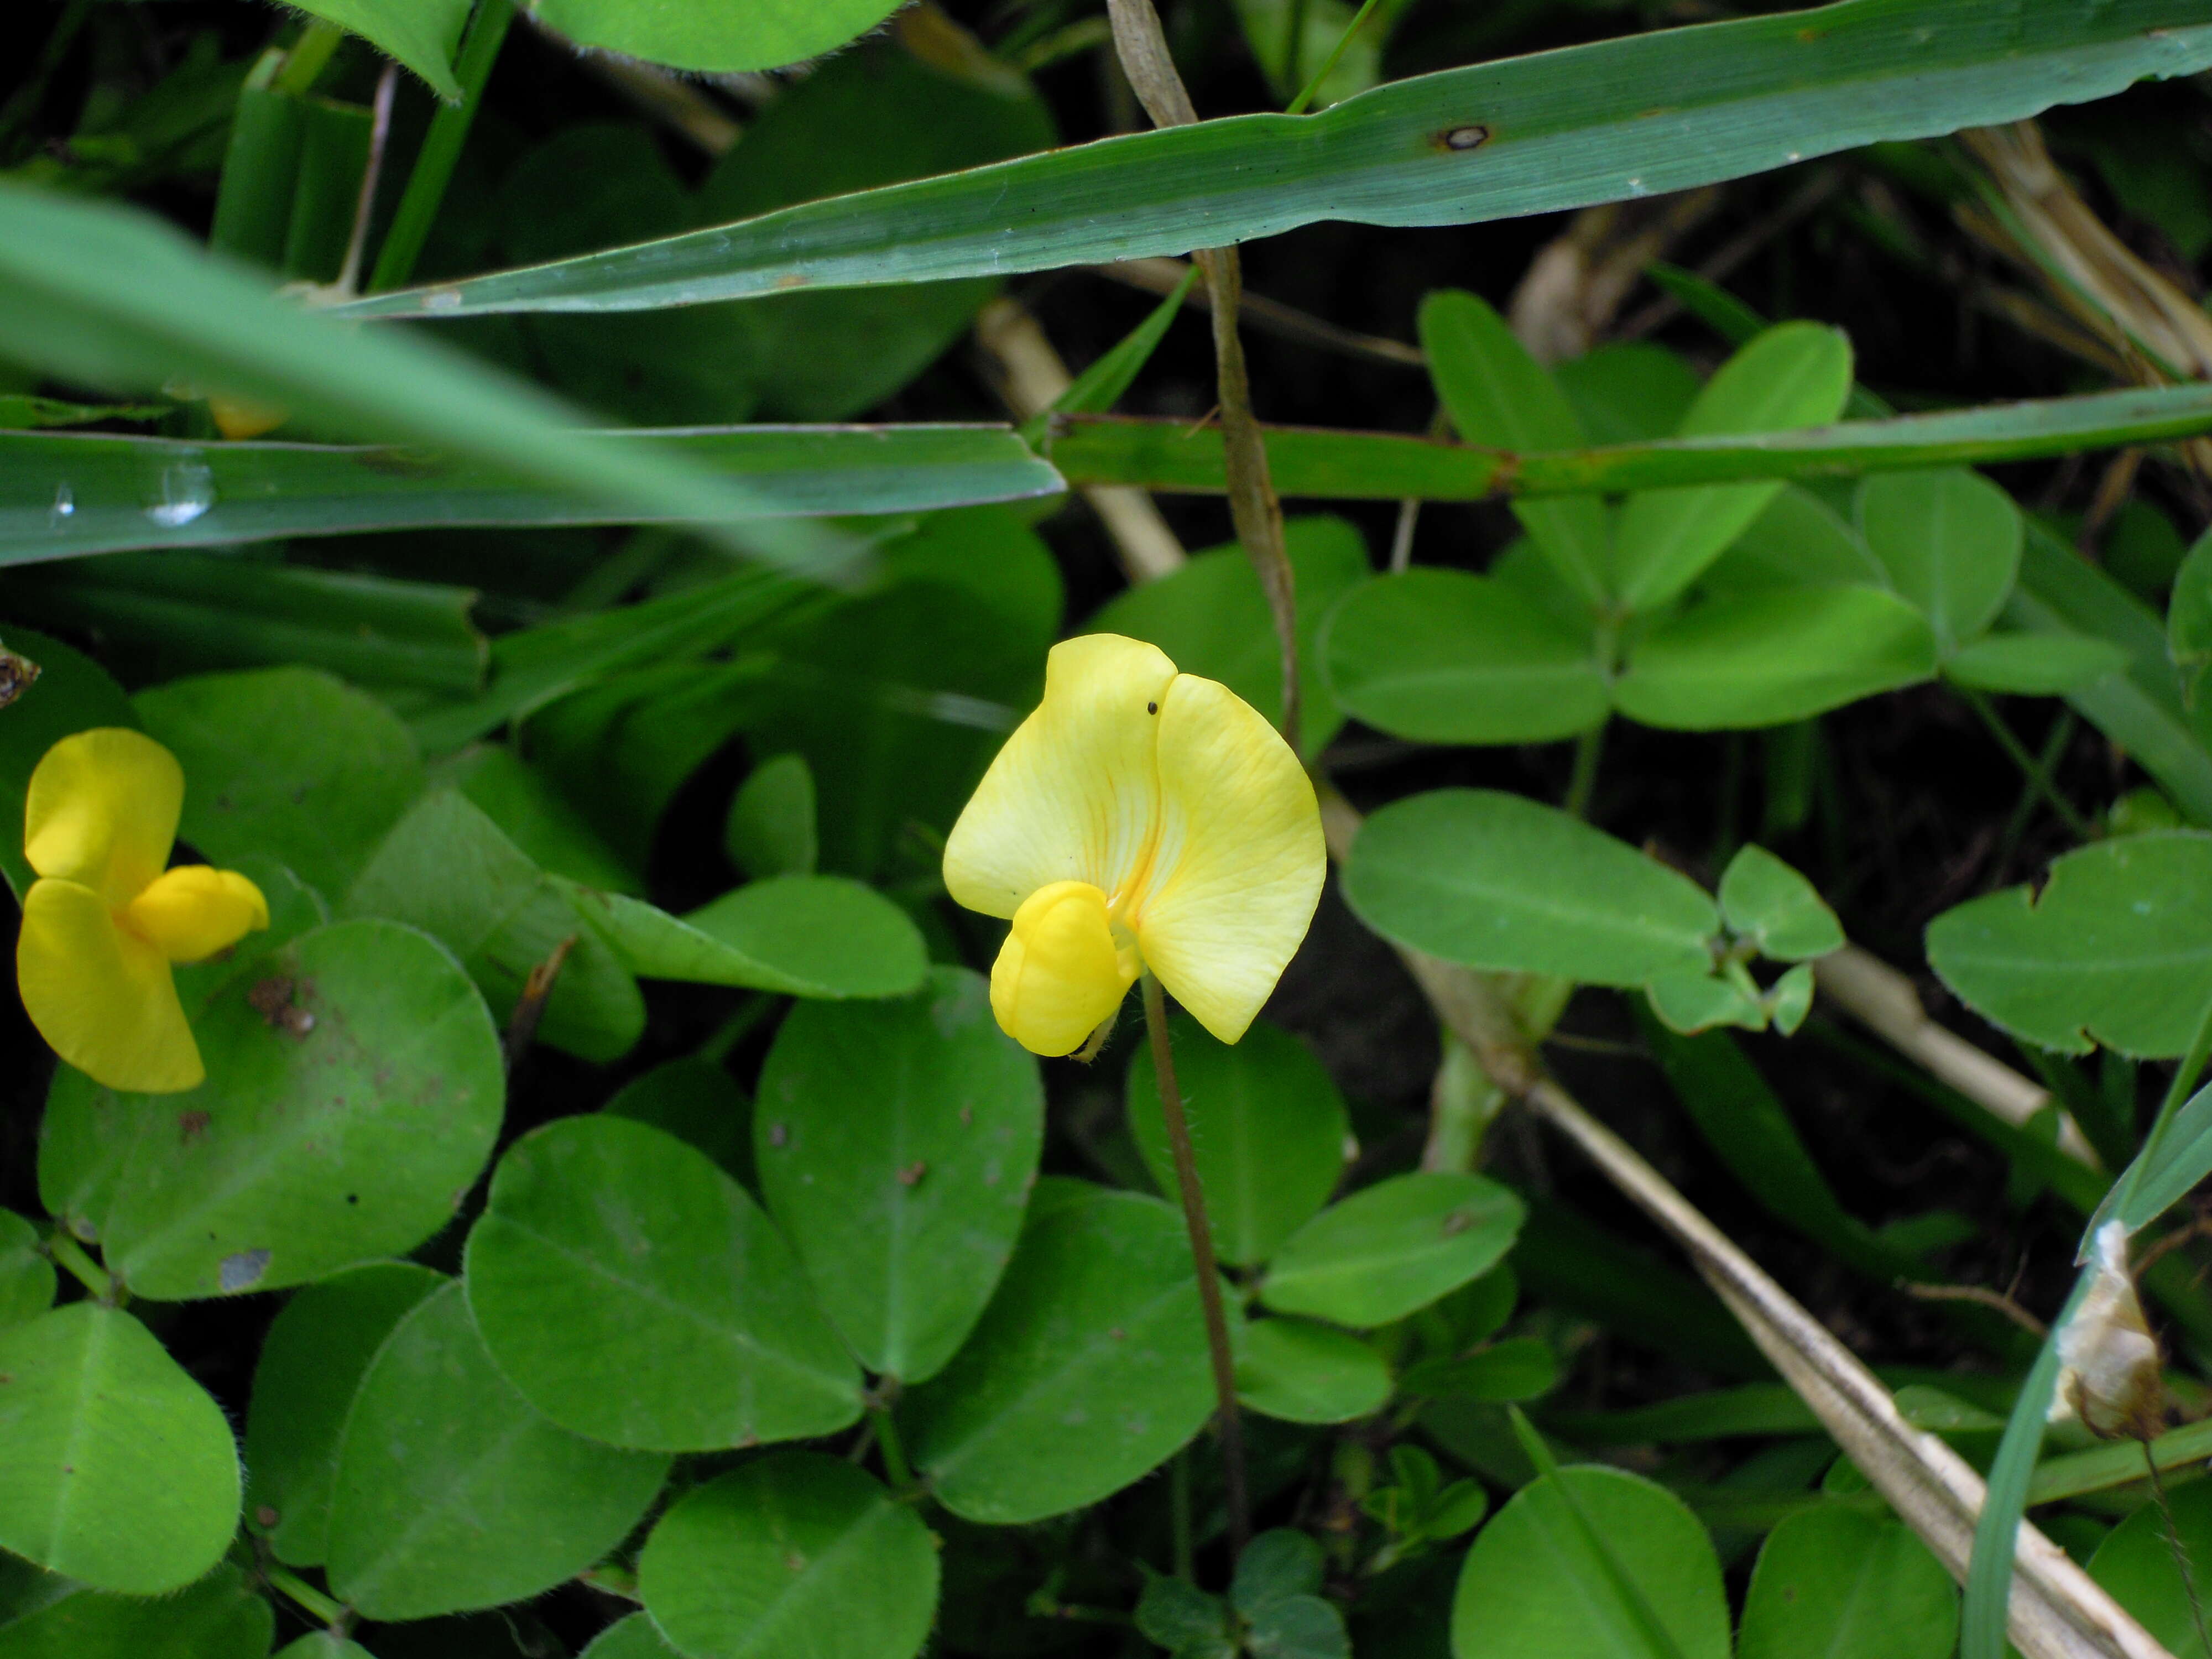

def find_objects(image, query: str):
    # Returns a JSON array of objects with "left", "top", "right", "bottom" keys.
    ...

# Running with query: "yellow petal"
[
  {"left": 208, "top": 394, "right": 287, "bottom": 440},
  {"left": 127, "top": 865, "right": 270, "bottom": 964},
  {"left": 989, "top": 880, "right": 1139, "bottom": 1057},
  {"left": 1131, "top": 674, "right": 1324, "bottom": 1045},
  {"left": 23, "top": 728, "right": 182, "bottom": 907},
  {"left": 17, "top": 878, "right": 204, "bottom": 1092},
  {"left": 944, "top": 634, "right": 1178, "bottom": 920}
]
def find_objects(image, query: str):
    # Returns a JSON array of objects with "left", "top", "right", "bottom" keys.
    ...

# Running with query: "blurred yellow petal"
[
  {"left": 127, "top": 865, "right": 269, "bottom": 964},
  {"left": 1131, "top": 674, "right": 1324, "bottom": 1045},
  {"left": 945, "top": 635, "right": 1177, "bottom": 920},
  {"left": 17, "top": 878, "right": 204, "bottom": 1093},
  {"left": 23, "top": 728, "right": 182, "bottom": 906},
  {"left": 989, "top": 880, "right": 1139, "bottom": 1057},
  {"left": 208, "top": 394, "right": 287, "bottom": 440}
]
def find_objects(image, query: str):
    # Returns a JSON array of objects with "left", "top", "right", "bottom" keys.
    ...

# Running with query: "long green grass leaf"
[
  {"left": 0, "top": 425, "right": 1060, "bottom": 564},
  {"left": 335, "top": 0, "right": 2212, "bottom": 321}
]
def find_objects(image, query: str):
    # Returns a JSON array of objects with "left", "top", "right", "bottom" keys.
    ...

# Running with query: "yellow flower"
[
  {"left": 944, "top": 634, "right": 1324, "bottom": 1057},
  {"left": 15, "top": 729, "right": 269, "bottom": 1093}
]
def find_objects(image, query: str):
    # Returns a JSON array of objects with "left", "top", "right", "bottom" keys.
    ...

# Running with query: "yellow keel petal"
[
  {"left": 128, "top": 865, "right": 270, "bottom": 964},
  {"left": 989, "top": 880, "right": 1139, "bottom": 1057},
  {"left": 18, "top": 878, "right": 204, "bottom": 1092},
  {"left": 1134, "top": 674, "right": 1324, "bottom": 1045},
  {"left": 23, "top": 728, "right": 182, "bottom": 906},
  {"left": 944, "top": 634, "right": 1178, "bottom": 920}
]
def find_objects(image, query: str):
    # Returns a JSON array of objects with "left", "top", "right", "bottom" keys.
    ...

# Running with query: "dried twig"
[
  {"left": 1903, "top": 1281, "right": 2052, "bottom": 1338},
  {"left": 1813, "top": 946, "right": 2100, "bottom": 1168},
  {"left": 1095, "top": 257, "right": 1427, "bottom": 369},
  {"left": 1105, "top": 0, "right": 1299, "bottom": 745}
]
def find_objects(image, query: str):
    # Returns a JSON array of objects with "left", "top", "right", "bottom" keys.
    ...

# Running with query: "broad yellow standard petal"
[
  {"left": 1131, "top": 674, "right": 1325, "bottom": 1045},
  {"left": 127, "top": 865, "right": 269, "bottom": 964},
  {"left": 944, "top": 635, "right": 1178, "bottom": 920},
  {"left": 17, "top": 878, "right": 204, "bottom": 1092},
  {"left": 23, "top": 728, "right": 183, "bottom": 907},
  {"left": 990, "top": 880, "right": 1140, "bottom": 1057}
]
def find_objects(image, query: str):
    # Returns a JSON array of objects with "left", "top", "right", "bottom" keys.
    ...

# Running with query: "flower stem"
[
  {"left": 870, "top": 1401, "right": 915, "bottom": 1491},
  {"left": 265, "top": 1564, "right": 348, "bottom": 1629},
  {"left": 1141, "top": 972, "right": 1250, "bottom": 1556}
]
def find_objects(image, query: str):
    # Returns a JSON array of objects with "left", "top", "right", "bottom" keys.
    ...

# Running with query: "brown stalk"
[{"left": 1105, "top": 0, "right": 1300, "bottom": 748}]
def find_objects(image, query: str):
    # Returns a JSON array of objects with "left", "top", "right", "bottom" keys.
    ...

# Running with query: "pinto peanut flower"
[
  {"left": 16, "top": 728, "right": 268, "bottom": 1092},
  {"left": 943, "top": 634, "right": 1325, "bottom": 1057}
]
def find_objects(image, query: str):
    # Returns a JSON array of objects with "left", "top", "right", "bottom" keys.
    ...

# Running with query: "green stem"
[
  {"left": 1563, "top": 721, "right": 1606, "bottom": 821},
  {"left": 870, "top": 1403, "right": 915, "bottom": 1491},
  {"left": 265, "top": 1564, "right": 348, "bottom": 1629},
  {"left": 696, "top": 993, "right": 771, "bottom": 1063},
  {"left": 1286, "top": 0, "right": 1382, "bottom": 115},
  {"left": 1993, "top": 709, "right": 2077, "bottom": 870},
  {"left": 272, "top": 20, "right": 345, "bottom": 98},
  {"left": 1960, "top": 688, "right": 2094, "bottom": 842},
  {"left": 1142, "top": 972, "right": 1250, "bottom": 1556},
  {"left": 2126, "top": 983, "right": 2212, "bottom": 1218},
  {"left": 367, "top": 0, "right": 515, "bottom": 293},
  {"left": 47, "top": 1232, "right": 112, "bottom": 1303}
]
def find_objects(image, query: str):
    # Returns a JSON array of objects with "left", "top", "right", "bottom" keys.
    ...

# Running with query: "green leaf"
[
  {"left": 2009, "top": 518, "right": 2212, "bottom": 826},
  {"left": 1857, "top": 468, "right": 2022, "bottom": 654},
  {"left": 532, "top": 0, "right": 904, "bottom": 74},
  {"left": 604, "top": 1056, "right": 754, "bottom": 1184},
  {"left": 1090, "top": 516, "right": 1373, "bottom": 758},
  {"left": 1343, "top": 789, "right": 1718, "bottom": 986},
  {"left": 436, "top": 743, "right": 638, "bottom": 894},
  {"left": 1399, "top": 1337, "right": 1558, "bottom": 1405},
  {"left": 1717, "top": 844, "right": 1843, "bottom": 961},
  {"left": 1235, "top": 1318, "right": 1392, "bottom": 1424},
  {"left": 0, "top": 1212, "right": 55, "bottom": 1332},
  {"left": 0, "top": 625, "right": 138, "bottom": 900},
  {"left": 244, "top": 1261, "right": 446, "bottom": 1568},
  {"left": 1245, "top": 1595, "right": 1352, "bottom": 1659},
  {"left": 2087, "top": 1473, "right": 2212, "bottom": 1658},
  {"left": 290, "top": 0, "right": 468, "bottom": 100},
  {"left": 274, "top": 1639, "right": 378, "bottom": 1659},
  {"left": 0, "top": 1564, "right": 273, "bottom": 1659},
  {"left": 1451, "top": 1465, "right": 1729, "bottom": 1659},
  {"left": 579, "top": 1615, "right": 685, "bottom": 1659},
  {"left": 1927, "top": 832, "right": 2212, "bottom": 1056},
  {"left": 1642, "top": 971, "right": 1768, "bottom": 1037},
  {"left": 1943, "top": 632, "right": 2131, "bottom": 695},
  {"left": 337, "top": 3, "right": 2212, "bottom": 319},
  {"left": 1136, "top": 1575, "right": 1229, "bottom": 1651},
  {"left": 1614, "top": 586, "right": 1937, "bottom": 731},
  {"left": 1234, "top": 1530, "right": 1327, "bottom": 1614},
  {"left": 465, "top": 1115, "right": 863, "bottom": 1450},
  {"left": 2169, "top": 526, "right": 2212, "bottom": 696},
  {"left": 1321, "top": 570, "right": 1609, "bottom": 746},
  {"left": 0, "top": 1305, "right": 239, "bottom": 1594},
  {"left": 4, "top": 552, "right": 485, "bottom": 696},
  {"left": 38, "top": 919, "right": 504, "bottom": 1300},
  {"left": 905, "top": 1186, "right": 1212, "bottom": 1524},
  {"left": 1556, "top": 345, "right": 1700, "bottom": 446},
  {"left": 1029, "top": 266, "right": 1197, "bottom": 439},
  {"left": 1420, "top": 290, "right": 1607, "bottom": 604},
  {"left": 0, "top": 186, "right": 863, "bottom": 575},
  {"left": 0, "top": 425, "right": 1062, "bottom": 562},
  {"left": 1739, "top": 1507, "right": 1955, "bottom": 1659},
  {"left": 135, "top": 666, "right": 424, "bottom": 900},
  {"left": 346, "top": 788, "right": 643, "bottom": 1061},
  {"left": 1260, "top": 1172, "right": 1524, "bottom": 1329},
  {"left": 755, "top": 967, "right": 1042, "bottom": 1383},
  {"left": 1125, "top": 1013, "right": 1349, "bottom": 1267},
  {"left": 637, "top": 1453, "right": 940, "bottom": 1659},
  {"left": 726, "top": 754, "right": 818, "bottom": 880},
  {"left": 1608, "top": 324, "right": 1855, "bottom": 612},
  {"left": 1699, "top": 486, "right": 1886, "bottom": 594},
  {"left": 1540, "top": 1384, "right": 1820, "bottom": 1446},
  {"left": 327, "top": 1281, "right": 670, "bottom": 1620},
  {"left": 575, "top": 875, "right": 929, "bottom": 999},
  {"left": 687, "top": 38, "right": 1055, "bottom": 421}
]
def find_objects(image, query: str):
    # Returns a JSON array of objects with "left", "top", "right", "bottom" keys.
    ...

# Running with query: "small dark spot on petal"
[{"left": 1146, "top": 702, "right": 1157, "bottom": 714}]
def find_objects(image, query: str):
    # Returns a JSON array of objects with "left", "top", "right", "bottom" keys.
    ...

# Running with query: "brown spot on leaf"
[
  {"left": 178, "top": 1110, "right": 211, "bottom": 1144},
  {"left": 768, "top": 1122, "right": 789, "bottom": 1148},
  {"left": 1438, "top": 124, "right": 1490, "bottom": 153},
  {"left": 897, "top": 1160, "right": 928, "bottom": 1187},
  {"left": 255, "top": 1505, "right": 280, "bottom": 1528}
]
